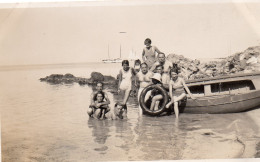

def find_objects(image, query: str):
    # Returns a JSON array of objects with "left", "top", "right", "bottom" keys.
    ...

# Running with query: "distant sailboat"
[
  {"left": 102, "top": 44, "right": 122, "bottom": 63},
  {"left": 128, "top": 49, "right": 138, "bottom": 61}
]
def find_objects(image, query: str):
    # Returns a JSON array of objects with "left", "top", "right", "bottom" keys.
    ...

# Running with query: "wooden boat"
[{"left": 139, "top": 72, "right": 260, "bottom": 115}]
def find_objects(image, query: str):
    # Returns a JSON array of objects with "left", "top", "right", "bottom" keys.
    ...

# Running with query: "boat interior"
[{"left": 188, "top": 79, "right": 256, "bottom": 98}]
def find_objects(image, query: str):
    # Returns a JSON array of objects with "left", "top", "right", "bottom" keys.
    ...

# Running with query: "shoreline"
[{"left": 246, "top": 108, "right": 260, "bottom": 158}]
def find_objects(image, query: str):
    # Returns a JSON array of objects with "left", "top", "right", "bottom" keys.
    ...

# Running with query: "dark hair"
[
  {"left": 172, "top": 63, "right": 178, "bottom": 70},
  {"left": 140, "top": 62, "right": 148, "bottom": 67},
  {"left": 94, "top": 91, "right": 105, "bottom": 101},
  {"left": 122, "top": 60, "right": 129, "bottom": 66},
  {"left": 115, "top": 102, "right": 127, "bottom": 110},
  {"left": 155, "top": 65, "right": 164, "bottom": 70},
  {"left": 144, "top": 38, "right": 152, "bottom": 44},
  {"left": 157, "top": 53, "right": 165, "bottom": 57},
  {"left": 134, "top": 59, "right": 141, "bottom": 65},
  {"left": 170, "top": 67, "right": 179, "bottom": 75}
]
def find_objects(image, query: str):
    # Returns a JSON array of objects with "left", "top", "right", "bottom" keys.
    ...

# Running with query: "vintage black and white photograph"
[{"left": 1, "top": 0, "right": 260, "bottom": 161}]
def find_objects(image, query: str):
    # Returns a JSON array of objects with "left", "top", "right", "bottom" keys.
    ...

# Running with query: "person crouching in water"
[
  {"left": 117, "top": 60, "right": 134, "bottom": 108},
  {"left": 88, "top": 82, "right": 110, "bottom": 119},
  {"left": 92, "top": 91, "right": 110, "bottom": 119},
  {"left": 136, "top": 62, "right": 153, "bottom": 115},
  {"left": 166, "top": 68, "right": 195, "bottom": 118}
]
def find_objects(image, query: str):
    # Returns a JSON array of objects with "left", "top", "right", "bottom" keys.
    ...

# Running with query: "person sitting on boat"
[
  {"left": 90, "top": 91, "right": 110, "bottom": 119},
  {"left": 166, "top": 68, "right": 195, "bottom": 118},
  {"left": 149, "top": 72, "right": 164, "bottom": 111},
  {"left": 88, "top": 82, "right": 110, "bottom": 118},
  {"left": 142, "top": 38, "right": 164, "bottom": 69},
  {"left": 150, "top": 53, "right": 172, "bottom": 85},
  {"left": 117, "top": 60, "right": 134, "bottom": 107},
  {"left": 136, "top": 62, "right": 153, "bottom": 115}
]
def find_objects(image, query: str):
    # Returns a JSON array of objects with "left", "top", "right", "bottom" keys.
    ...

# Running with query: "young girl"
[
  {"left": 142, "top": 38, "right": 164, "bottom": 69},
  {"left": 166, "top": 68, "right": 195, "bottom": 118},
  {"left": 93, "top": 91, "right": 110, "bottom": 119},
  {"left": 118, "top": 60, "right": 134, "bottom": 106}
]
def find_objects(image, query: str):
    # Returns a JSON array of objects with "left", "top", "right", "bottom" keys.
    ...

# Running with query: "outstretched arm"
[
  {"left": 169, "top": 81, "right": 173, "bottom": 100},
  {"left": 154, "top": 46, "right": 163, "bottom": 54},
  {"left": 182, "top": 79, "right": 195, "bottom": 99},
  {"left": 142, "top": 49, "right": 146, "bottom": 62},
  {"left": 118, "top": 70, "right": 122, "bottom": 92}
]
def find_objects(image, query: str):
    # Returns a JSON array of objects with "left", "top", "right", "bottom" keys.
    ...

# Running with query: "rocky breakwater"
[
  {"left": 167, "top": 46, "right": 260, "bottom": 80},
  {"left": 40, "top": 72, "right": 117, "bottom": 85}
]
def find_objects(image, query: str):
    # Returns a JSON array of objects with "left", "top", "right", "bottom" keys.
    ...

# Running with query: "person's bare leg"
[
  {"left": 154, "top": 101, "right": 160, "bottom": 110},
  {"left": 122, "top": 89, "right": 131, "bottom": 105},
  {"left": 94, "top": 109, "right": 101, "bottom": 119},
  {"left": 173, "top": 93, "right": 186, "bottom": 102},
  {"left": 166, "top": 100, "right": 173, "bottom": 109},
  {"left": 174, "top": 101, "right": 179, "bottom": 119},
  {"left": 150, "top": 95, "right": 163, "bottom": 111},
  {"left": 87, "top": 107, "right": 94, "bottom": 117}
]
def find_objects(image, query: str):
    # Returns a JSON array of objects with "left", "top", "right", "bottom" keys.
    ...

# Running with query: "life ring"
[{"left": 139, "top": 84, "right": 169, "bottom": 116}]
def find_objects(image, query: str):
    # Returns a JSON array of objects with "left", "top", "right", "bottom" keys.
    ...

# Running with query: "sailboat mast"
[{"left": 108, "top": 44, "right": 110, "bottom": 59}]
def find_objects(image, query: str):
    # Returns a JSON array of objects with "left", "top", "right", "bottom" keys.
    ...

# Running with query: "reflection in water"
[
  {"left": 88, "top": 119, "right": 110, "bottom": 145},
  {"left": 2, "top": 65, "right": 260, "bottom": 161}
]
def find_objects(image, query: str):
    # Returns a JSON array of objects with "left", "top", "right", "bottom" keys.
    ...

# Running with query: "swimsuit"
[{"left": 119, "top": 68, "right": 132, "bottom": 91}]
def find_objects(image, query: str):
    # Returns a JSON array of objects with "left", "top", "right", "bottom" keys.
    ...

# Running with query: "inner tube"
[{"left": 139, "top": 84, "right": 169, "bottom": 116}]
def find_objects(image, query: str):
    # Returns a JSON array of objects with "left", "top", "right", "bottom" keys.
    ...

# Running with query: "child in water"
[
  {"left": 166, "top": 68, "right": 195, "bottom": 118},
  {"left": 118, "top": 60, "right": 134, "bottom": 107},
  {"left": 92, "top": 91, "right": 110, "bottom": 119},
  {"left": 88, "top": 82, "right": 110, "bottom": 119},
  {"left": 113, "top": 102, "right": 127, "bottom": 119}
]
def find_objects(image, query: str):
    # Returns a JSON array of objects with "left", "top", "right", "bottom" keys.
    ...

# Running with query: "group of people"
[{"left": 87, "top": 38, "right": 195, "bottom": 120}]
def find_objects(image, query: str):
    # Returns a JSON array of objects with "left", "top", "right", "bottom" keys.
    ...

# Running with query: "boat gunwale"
[
  {"left": 185, "top": 72, "right": 260, "bottom": 85},
  {"left": 185, "top": 90, "right": 260, "bottom": 108}
]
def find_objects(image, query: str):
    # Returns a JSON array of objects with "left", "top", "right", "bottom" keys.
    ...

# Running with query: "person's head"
[
  {"left": 96, "top": 82, "right": 103, "bottom": 92},
  {"left": 151, "top": 73, "right": 162, "bottom": 84},
  {"left": 122, "top": 60, "right": 130, "bottom": 71},
  {"left": 94, "top": 91, "right": 104, "bottom": 102},
  {"left": 155, "top": 65, "right": 163, "bottom": 74},
  {"left": 170, "top": 68, "right": 179, "bottom": 80},
  {"left": 134, "top": 59, "right": 141, "bottom": 66},
  {"left": 144, "top": 38, "right": 152, "bottom": 47},
  {"left": 158, "top": 53, "right": 166, "bottom": 63},
  {"left": 140, "top": 63, "right": 148, "bottom": 74}
]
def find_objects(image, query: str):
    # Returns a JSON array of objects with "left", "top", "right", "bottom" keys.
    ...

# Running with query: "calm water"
[{"left": 1, "top": 63, "right": 260, "bottom": 162}]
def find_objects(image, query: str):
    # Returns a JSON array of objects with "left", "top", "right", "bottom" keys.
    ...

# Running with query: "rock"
[
  {"left": 40, "top": 72, "right": 116, "bottom": 86},
  {"left": 90, "top": 72, "right": 104, "bottom": 82},
  {"left": 166, "top": 46, "right": 260, "bottom": 80}
]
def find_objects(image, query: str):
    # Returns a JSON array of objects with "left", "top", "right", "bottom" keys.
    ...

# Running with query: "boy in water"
[
  {"left": 87, "top": 82, "right": 110, "bottom": 119},
  {"left": 113, "top": 102, "right": 127, "bottom": 119}
]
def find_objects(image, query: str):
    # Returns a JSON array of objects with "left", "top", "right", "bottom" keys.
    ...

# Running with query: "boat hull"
[{"left": 180, "top": 90, "right": 260, "bottom": 114}]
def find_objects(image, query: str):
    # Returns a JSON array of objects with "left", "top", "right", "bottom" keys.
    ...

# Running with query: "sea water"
[{"left": 1, "top": 63, "right": 260, "bottom": 161}]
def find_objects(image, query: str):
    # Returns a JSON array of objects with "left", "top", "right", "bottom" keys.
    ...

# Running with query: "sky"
[{"left": 1, "top": 0, "right": 260, "bottom": 65}]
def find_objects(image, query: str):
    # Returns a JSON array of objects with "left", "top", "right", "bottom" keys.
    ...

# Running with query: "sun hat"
[{"left": 151, "top": 73, "right": 162, "bottom": 83}]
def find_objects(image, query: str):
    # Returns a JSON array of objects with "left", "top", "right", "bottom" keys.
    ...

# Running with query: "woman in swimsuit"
[
  {"left": 166, "top": 68, "right": 195, "bottom": 118},
  {"left": 118, "top": 60, "right": 134, "bottom": 107}
]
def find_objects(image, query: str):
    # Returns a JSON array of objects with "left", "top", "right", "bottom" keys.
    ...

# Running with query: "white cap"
[{"left": 151, "top": 73, "right": 162, "bottom": 83}]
